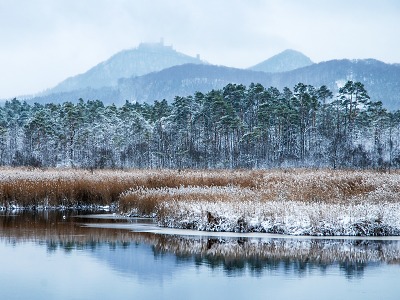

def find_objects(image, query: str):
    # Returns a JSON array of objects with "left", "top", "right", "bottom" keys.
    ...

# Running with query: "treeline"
[{"left": 1, "top": 81, "right": 399, "bottom": 169}]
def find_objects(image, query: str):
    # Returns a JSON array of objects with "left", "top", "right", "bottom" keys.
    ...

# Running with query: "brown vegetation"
[
  {"left": 0, "top": 168, "right": 263, "bottom": 208},
  {"left": 1, "top": 168, "right": 399, "bottom": 209},
  {"left": 119, "top": 169, "right": 400, "bottom": 215}
]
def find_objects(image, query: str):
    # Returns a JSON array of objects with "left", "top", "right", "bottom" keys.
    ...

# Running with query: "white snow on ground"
[
  {"left": 3, "top": 168, "right": 400, "bottom": 236},
  {"left": 157, "top": 198, "right": 400, "bottom": 236},
  {"left": 124, "top": 185, "right": 400, "bottom": 236}
]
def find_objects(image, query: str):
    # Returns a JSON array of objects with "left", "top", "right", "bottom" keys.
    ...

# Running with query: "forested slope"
[
  {"left": 23, "top": 58, "right": 400, "bottom": 110},
  {"left": 1, "top": 81, "right": 399, "bottom": 169}
]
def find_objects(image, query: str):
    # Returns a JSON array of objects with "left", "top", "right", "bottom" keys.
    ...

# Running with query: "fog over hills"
[
  {"left": 117, "top": 64, "right": 270, "bottom": 103},
  {"left": 16, "top": 43, "right": 400, "bottom": 110},
  {"left": 118, "top": 59, "right": 400, "bottom": 110},
  {"left": 249, "top": 49, "right": 314, "bottom": 73},
  {"left": 41, "top": 41, "right": 205, "bottom": 95},
  {"left": 265, "top": 58, "right": 400, "bottom": 110}
]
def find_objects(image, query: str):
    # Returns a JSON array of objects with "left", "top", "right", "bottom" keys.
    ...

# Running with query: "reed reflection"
[{"left": 1, "top": 211, "right": 399, "bottom": 279}]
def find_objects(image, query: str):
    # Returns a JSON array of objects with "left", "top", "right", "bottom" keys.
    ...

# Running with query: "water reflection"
[
  {"left": 1, "top": 210, "right": 399, "bottom": 281},
  {"left": 148, "top": 235, "right": 399, "bottom": 279}
]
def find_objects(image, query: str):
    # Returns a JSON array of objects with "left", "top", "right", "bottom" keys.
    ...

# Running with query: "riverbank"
[
  {"left": 120, "top": 169, "right": 400, "bottom": 236},
  {"left": 1, "top": 168, "right": 400, "bottom": 236},
  {"left": 0, "top": 167, "right": 256, "bottom": 209}
]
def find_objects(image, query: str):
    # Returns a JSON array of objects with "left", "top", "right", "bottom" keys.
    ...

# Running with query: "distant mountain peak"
[
  {"left": 249, "top": 49, "right": 314, "bottom": 73},
  {"left": 27, "top": 57, "right": 400, "bottom": 111},
  {"left": 279, "top": 49, "right": 306, "bottom": 55},
  {"left": 42, "top": 41, "right": 205, "bottom": 96}
]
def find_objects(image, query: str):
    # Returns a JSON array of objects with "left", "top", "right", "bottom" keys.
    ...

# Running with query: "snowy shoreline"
[
  {"left": 2, "top": 200, "right": 400, "bottom": 237},
  {"left": 122, "top": 181, "right": 400, "bottom": 237},
  {"left": 157, "top": 199, "right": 400, "bottom": 236},
  {"left": 125, "top": 199, "right": 400, "bottom": 237},
  {"left": 2, "top": 168, "right": 400, "bottom": 237}
]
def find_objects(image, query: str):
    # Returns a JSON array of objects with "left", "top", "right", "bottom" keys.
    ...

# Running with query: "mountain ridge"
[
  {"left": 41, "top": 41, "right": 205, "bottom": 95},
  {"left": 116, "top": 59, "right": 400, "bottom": 109},
  {"left": 8, "top": 43, "right": 400, "bottom": 110},
  {"left": 27, "top": 58, "right": 400, "bottom": 110},
  {"left": 249, "top": 49, "right": 314, "bottom": 73}
]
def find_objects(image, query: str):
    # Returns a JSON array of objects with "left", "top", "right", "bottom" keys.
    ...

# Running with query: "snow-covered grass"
[
  {"left": 120, "top": 169, "right": 400, "bottom": 236},
  {"left": 2, "top": 167, "right": 400, "bottom": 236}
]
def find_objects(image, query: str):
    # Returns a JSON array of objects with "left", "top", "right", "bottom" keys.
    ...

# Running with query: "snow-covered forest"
[{"left": 1, "top": 80, "right": 399, "bottom": 169}]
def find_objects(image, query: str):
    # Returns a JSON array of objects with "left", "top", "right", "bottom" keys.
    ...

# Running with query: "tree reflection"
[{"left": 1, "top": 211, "right": 399, "bottom": 279}]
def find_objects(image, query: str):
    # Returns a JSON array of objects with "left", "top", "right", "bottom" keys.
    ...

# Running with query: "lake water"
[{"left": 1, "top": 210, "right": 400, "bottom": 300}]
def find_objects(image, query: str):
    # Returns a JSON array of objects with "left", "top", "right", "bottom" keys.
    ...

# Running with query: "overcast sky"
[{"left": 0, "top": 0, "right": 399, "bottom": 99}]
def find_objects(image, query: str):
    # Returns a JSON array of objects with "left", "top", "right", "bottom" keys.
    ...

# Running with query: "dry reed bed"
[
  {"left": 0, "top": 168, "right": 262, "bottom": 209},
  {"left": 2, "top": 168, "right": 400, "bottom": 236},
  {"left": 120, "top": 170, "right": 400, "bottom": 236}
]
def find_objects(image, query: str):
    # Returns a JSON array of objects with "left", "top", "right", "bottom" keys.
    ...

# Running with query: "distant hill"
[
  {"left": 249, "top": 49, "right": 314, "bottom": 73},
  {"left": 266, "top": 59, "right": 400, "bottom": 109},
  {"left": 25, "top": 50, "right": 400, "bottom": 110},
  {"left": 41, "top": 41, "right": 205, "bottom": 95},
  {"left": 28, "top": 87, "right": 119, "bottom": 106},
  {"left": 117, "top": 64, "right": 270, "bottom": 103},
  {"left": 118, "top": 59, "right": 400, "bottom": 110}
]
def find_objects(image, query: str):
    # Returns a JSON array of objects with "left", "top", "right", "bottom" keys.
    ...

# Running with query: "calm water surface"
[{"left": 1, "top": 211, "right": 399, "bottom": 300}]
